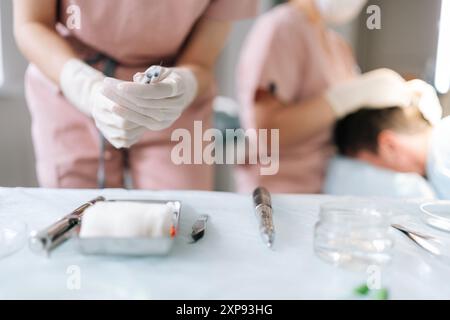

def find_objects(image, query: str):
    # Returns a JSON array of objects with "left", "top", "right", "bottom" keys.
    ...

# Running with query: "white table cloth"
[{"left": 0, "top": 187, "right": 449, "bottom": 299}]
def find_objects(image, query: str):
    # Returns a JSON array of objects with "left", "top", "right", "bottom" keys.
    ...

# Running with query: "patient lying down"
[{"left": 334, "top": 106, "right": 450, "bottom": 199}]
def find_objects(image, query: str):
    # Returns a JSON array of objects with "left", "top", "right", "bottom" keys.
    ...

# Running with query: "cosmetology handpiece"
[
  {"left": 29, "top": 196, "right": 105, "bottom": 256},
  {"left": 140, "top": 65, "right": 165, "bottom": 84},
  {"left": 253, "top": 187, "right": 275, "bottom": 248}
]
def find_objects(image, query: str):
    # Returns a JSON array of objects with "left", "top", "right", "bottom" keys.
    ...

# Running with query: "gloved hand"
[
  {"left": 101, "top": 66, "right": 198, "bottom": 131},
  {"left": 91, "top": 96, "right": 147, "bottom": 149},
  {"left": 406, "top": 79, "right": 443, "bottom": 125},
  {"left": 325, "top": 68, "right": 413, "bottom": 119},
  {"left": 59, "top": 58, "right": 105, "bottom": 116},
  {"left": 60, "top": 59, "right": 145, "bottom": 148}
]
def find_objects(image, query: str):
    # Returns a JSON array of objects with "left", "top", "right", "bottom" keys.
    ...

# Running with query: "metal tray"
[{"left": 76, "top": 200, "right": 181, "bottom": 256}]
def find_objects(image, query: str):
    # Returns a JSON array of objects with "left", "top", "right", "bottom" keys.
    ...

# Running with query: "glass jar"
[{"left": 314, "top": 200, "right": 394, "bottom": 271}]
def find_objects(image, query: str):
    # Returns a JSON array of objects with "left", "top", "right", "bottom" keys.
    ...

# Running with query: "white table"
[{"left": 0, "top": 187, "right": 449, "bottom": 299}]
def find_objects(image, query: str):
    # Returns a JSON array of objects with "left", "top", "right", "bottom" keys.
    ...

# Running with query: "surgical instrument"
[
  {"left": 253, "top": 187, "right": 275, "bottom": 248},
  {"left": 391, "top": 224, "right": 450, "bottom": 260},
  {"left": 190, "top": 215, "right": 209, "bottom": 243},
  {"left": 141, "top": 65, "right": 163, "bottom": 84},
  {"left": 29, "top": 196, "right": 105, "bottom": 256}
]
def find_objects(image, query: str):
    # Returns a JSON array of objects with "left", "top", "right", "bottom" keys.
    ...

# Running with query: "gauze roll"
[{"left": 79, "top": 202, "right": 174, "bottom": 238}]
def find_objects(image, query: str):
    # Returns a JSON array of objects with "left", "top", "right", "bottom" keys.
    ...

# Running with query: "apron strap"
[
  {"left": 85, "top": 54, "right": 129, "bottom": 189},
  {"left": 85, "top": 53, "right": 118, "bottom": 77}
]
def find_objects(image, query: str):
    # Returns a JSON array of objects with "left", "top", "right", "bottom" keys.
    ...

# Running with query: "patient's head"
[{"left": 334, "top": 107, "right": 432, "bottom": 176}]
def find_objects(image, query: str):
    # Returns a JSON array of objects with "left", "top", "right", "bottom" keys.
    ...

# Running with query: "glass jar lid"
[{"left": 420, "top": 201, "right": 450, "bottom": 232}]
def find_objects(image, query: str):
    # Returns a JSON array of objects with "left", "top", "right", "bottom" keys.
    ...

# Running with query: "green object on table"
[
  {"left": 353, "top": 283, "right": 389, "bottom": 300},
  {"left": 374, "top": 288, "right": 389, "bottom": 300},
  {"left": 354, "top": 284, "right": 370, "bottom": 296}
]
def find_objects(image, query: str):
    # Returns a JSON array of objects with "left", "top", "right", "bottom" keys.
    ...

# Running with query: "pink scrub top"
[
  {"left": 28, "top": 0, "right": 258, "bottom": 142},
  {"left": 236, "top": 3, "right": 358, "bottom": 194},
  {"left": 57, "top": 0, "right": 258, "bottom": 69}
]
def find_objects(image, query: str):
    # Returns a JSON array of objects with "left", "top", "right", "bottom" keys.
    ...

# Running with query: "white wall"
[
  {"left": 0, "top": 1, "right": 37, "bottom": 187},
  {"left": 357, "top": 0, "right": 441, "bottom": 79},
  {"left": 357, "top": 0, "right": 449, "bottom": 114}
]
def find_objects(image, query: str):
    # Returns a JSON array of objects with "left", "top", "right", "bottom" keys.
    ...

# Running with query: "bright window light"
[{"left": 435, "top": 0, "right": 450, "bottom": 94}]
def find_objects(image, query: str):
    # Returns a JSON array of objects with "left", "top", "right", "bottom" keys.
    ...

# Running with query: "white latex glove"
[
  {"left": 326, "top": 68, "right": 413, "bottom": 119},
  {"left": 102, "top": 66, "right": 198, "bottom": 131},
  {"left": 59, "top": 58, "right": 104, "bottom": 116},
  {"left": 406, "top": 79, "right": 443, "bottom": 126},
  {"left": 91, "top": 96, "right": 147, "bottom": 149},
  {"left": 59, "top": 59, "right": 145, "bottom": 148}
]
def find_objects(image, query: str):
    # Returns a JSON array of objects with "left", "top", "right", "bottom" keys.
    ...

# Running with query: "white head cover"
[{"left": 316, "top": 0, "right": 368, "bottom": 25}]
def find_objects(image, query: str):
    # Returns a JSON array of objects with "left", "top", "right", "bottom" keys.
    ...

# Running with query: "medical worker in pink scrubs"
[
  {"left": 236, "top": 0, "right": 414, "bottom": 193},
  {"left": 13, "top": 0, "right": 258, "bottom": 189}
]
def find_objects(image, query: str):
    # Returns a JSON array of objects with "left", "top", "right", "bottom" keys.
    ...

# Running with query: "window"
[{"left": 435, "top": 0, "right": 450, "bottom": 94}]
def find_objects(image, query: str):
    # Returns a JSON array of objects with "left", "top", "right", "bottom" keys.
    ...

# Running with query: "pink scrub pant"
[{"left": 25, "top": 65, "right": 213, "bottom": 190}]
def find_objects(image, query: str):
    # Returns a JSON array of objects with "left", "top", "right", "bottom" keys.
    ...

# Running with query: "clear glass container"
[
  {"left": 314, "top": 201, "right": 394, "bottom": 271},
  {"left": 420, "top": 201, "right": 450, "bottom": 232}
]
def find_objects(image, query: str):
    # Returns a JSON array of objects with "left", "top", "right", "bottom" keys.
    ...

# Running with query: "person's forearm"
[
  {"left": 255, "top": 94, "right": 336, "bottom": 148},
  {"left": 14, "top": 22, "right": 77, "bottom": 84},
  {"left": 176, "top": 63, "right": 214, "bottom": 98},
  {"left": 176, "top": 17, "right": 231, "bottom": 99}
]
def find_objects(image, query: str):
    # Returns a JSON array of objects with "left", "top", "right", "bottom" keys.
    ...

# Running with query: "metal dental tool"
[
  {"left": 253, "top": 187, "right": 275, "bottom": 248},
  {"left": 190, "top": 215, "right": 209, "bottom": 243},
  {"left": 29, "top": 196, "right": 105, "bottom": 256}
]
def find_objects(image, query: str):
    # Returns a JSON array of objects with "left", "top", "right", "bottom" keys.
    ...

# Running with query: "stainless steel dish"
[{"left": 76, "top": 199, "right": 182, "bottom": 256}]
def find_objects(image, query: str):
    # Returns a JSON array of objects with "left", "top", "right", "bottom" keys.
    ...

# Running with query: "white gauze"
[{"left": 79, "top": 202, "right": 173, "bottom": 238}]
